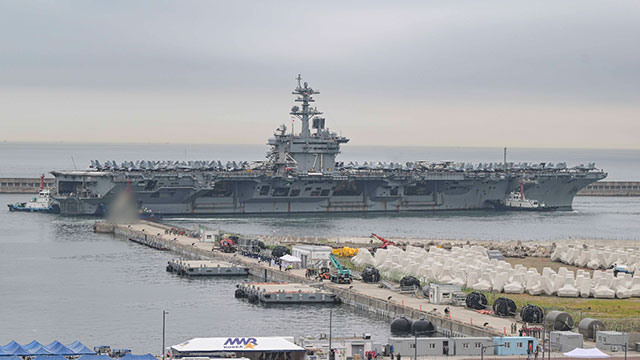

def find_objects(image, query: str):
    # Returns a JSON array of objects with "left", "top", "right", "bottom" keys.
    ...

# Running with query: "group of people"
[
  {"left": 164, "top": 227, "right": 195, "bottom": 237},
  {"left": 511, "top": 323, "right": 543, "bottom": 338},
  {"left": 238, "top": 249, "right": 298, "bottom": 271}
]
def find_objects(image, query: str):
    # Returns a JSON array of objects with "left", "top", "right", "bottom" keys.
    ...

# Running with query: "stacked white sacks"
[
  {"left": 349, "top": 244, "right": 640, "bottom": 299},
  {"left": 551, "top": 244, "right": 640, "bottom": 271}
]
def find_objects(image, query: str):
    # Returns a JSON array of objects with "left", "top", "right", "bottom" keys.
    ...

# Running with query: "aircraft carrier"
[{"left": 51, "top": 76, "right": 607, "bottom": 216}]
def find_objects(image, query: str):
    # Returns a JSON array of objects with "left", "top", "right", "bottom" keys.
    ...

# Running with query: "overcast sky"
[{"left": 1, "top": 1, "right": 639, "bottom": 148}]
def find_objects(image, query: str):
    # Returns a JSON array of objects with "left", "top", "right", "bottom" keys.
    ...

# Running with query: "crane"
[
  {"left": 370, "top": 233, "right": 396, "bottom": 250},
  {"left": 328, "top": 254, "right": 352, "bottom": 284}
]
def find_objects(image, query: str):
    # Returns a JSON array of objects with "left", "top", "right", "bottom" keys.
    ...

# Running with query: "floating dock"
[
  {"left": 236, "top": 282, "right": 339, "bottom": 304},
  {"left": 167, "top": 259, "right": 249, "bottom": 277}
]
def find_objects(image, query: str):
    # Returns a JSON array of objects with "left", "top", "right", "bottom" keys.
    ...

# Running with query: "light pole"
[
  {"left": 541, "top": 307, "right": 547, "bottom": 360},
  {"left": 162, "top": 310, "right": 169, "bottom": 360},
  {"left": 602, "top": 338, "right": 627, "bottom": 360},
  {"left": 329, "top": 309, "right": 333, "bottom": 360},
  {"left": 547, "top": 326, "right": 551, "bottom": 360},
  {"left": 413, "top": 330, "right": 435, "bottom": 360}
]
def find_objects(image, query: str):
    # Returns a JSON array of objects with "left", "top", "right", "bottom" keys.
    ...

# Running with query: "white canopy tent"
[
  {"left": 171, "top": 337, "right": 304, "bottom": 353},
  {"left": 280, "top": 254, "right": 302, "bottom": 269},
  {"left": 563, "top": 348, "right": 611, "bottom": 358}
]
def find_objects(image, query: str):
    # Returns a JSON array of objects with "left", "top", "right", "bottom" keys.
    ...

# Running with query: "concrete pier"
[{"left": 97, "top": 220, "right": 521, "bottom": 338}]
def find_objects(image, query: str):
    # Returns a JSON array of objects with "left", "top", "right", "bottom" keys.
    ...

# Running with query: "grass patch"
[{"left": 463, "top": 288, "right": 640, "bottom": 320}]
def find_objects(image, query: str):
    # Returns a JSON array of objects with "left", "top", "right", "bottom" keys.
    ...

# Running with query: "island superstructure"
[{"left": 51, "top": 76, "right": 607, "bottom": 215}]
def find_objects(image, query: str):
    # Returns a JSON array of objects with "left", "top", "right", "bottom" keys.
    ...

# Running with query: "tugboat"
[
  {"left": 498, "top": 180, "right": 554, "bottom": 211},
  {"left": 7, "top": 175, "right": 60, "bottom": 213},
  {"left": 139, "top": 207, "right": 162, "bottom": 221}
]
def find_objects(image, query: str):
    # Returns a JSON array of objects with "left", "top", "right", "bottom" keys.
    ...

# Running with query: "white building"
[
  {"left": 291, "top": 245, "right": 332, "bottom": 269},
  {"left": 428, "top": 284, "right": 464, "bottom": 305},
  {"left": 550, "top": 331, "right": 583, "bottom": 352},
  {"left": 596, "top": 331, "right": 629, "bottom": 352},
  {"left": 200, "top": 230, "right": 218, "bottom": 242}
]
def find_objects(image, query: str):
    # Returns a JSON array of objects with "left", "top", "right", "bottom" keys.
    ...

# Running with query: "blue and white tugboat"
[{"left": 7, "top": 175, "right": 60, "bottom": 213}]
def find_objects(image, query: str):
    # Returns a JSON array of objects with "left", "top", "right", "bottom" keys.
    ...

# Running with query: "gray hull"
[
  {"left": 521, "top": 175, "right": 599, "bottom": 210},
  {"left": 53, "top": 172, "right": 604, "bottom": 215}
]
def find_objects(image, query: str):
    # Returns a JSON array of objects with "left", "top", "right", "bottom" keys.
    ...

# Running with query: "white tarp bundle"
[
  {"left": 563, "top": 348, "right": 610, "bottom": 358},
  {"left": 350, "top": 243, "right": 640, "bottom": 299}
]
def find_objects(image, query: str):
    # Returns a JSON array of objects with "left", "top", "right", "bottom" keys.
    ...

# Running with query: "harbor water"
[
  {"left": 1, "top": 143, "right": 639, "bottom": 353},
  {"left": 0, "top": 193, "right": 391, "bottom": 353},
  {"left": 166, "top": 196, "right": 640, "bottom": 241}
]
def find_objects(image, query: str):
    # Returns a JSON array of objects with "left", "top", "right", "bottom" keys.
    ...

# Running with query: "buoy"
[
  {"left": 411, "top": 319, "right": 434, "bottom": 336},
  {"left": 390, "top": 317, "right": 412, "bottom": 335}
]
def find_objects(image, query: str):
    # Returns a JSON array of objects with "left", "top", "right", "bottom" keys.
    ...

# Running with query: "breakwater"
[
  {"left": 96, "top": 220, "right": 517, "bottom": 338},
  {"left": 577, "top": 181, "right": 640, "bottom": 196},
  {"left": 0, "top": 177, "right": 55, "bottom": 193}
]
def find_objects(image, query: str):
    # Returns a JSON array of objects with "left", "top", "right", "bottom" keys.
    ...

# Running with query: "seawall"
[
  {"left": 0, "top": 177, "right": 55, "bottom": 193},
  {"left": 577, "top": 181, "right": 640, "bottom": 196}
]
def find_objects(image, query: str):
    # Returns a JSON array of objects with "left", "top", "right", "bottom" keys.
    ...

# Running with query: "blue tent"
[
  {"left": 23, "top": 341, "right": 41, "bottom": 351},
  {"left": 34, "top": 355, "right": 67, "bottom": 360},
  {"left": 120, "top": 354, "right": 156, "bottom": 360},
  {"left": 77, "top": 355, "right": 112, "bottom": 360},
  {"left": 68, "top": 341, "right": 96, "bottom": 355},
  {"left": 23, "top": 341, "right": 52, "bottom": 356},
  {"left": 0, "top": 348, "right": 15, "bottom": 357},
  {"left": 1, "top": 342, "right": 21, "bottom": 353},
  {"left": 0, "top": 342, "right": 30, "bottom": 356},
  {"left": 46, "top": 341, "right": 76, "bottom": 356}
]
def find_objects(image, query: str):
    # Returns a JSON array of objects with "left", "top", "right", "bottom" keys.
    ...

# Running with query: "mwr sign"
[{"left": 223, "top": 338, "right": 258, "bottom": 349}]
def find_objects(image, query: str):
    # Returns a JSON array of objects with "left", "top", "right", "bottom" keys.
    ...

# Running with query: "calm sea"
[{"left": 0, "top": 194, "right": 391, "bottom": 354}]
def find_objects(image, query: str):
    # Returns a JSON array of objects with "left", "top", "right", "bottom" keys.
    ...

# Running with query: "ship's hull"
[
  {"left": 7, "top": 204, "right": 60, "bottom": 213},
  {"left": 520, "top": 175, "right": 597, "bottom": 211},
  {"left": 53, "top": 173, "right": 604, "bottom": 215}
]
